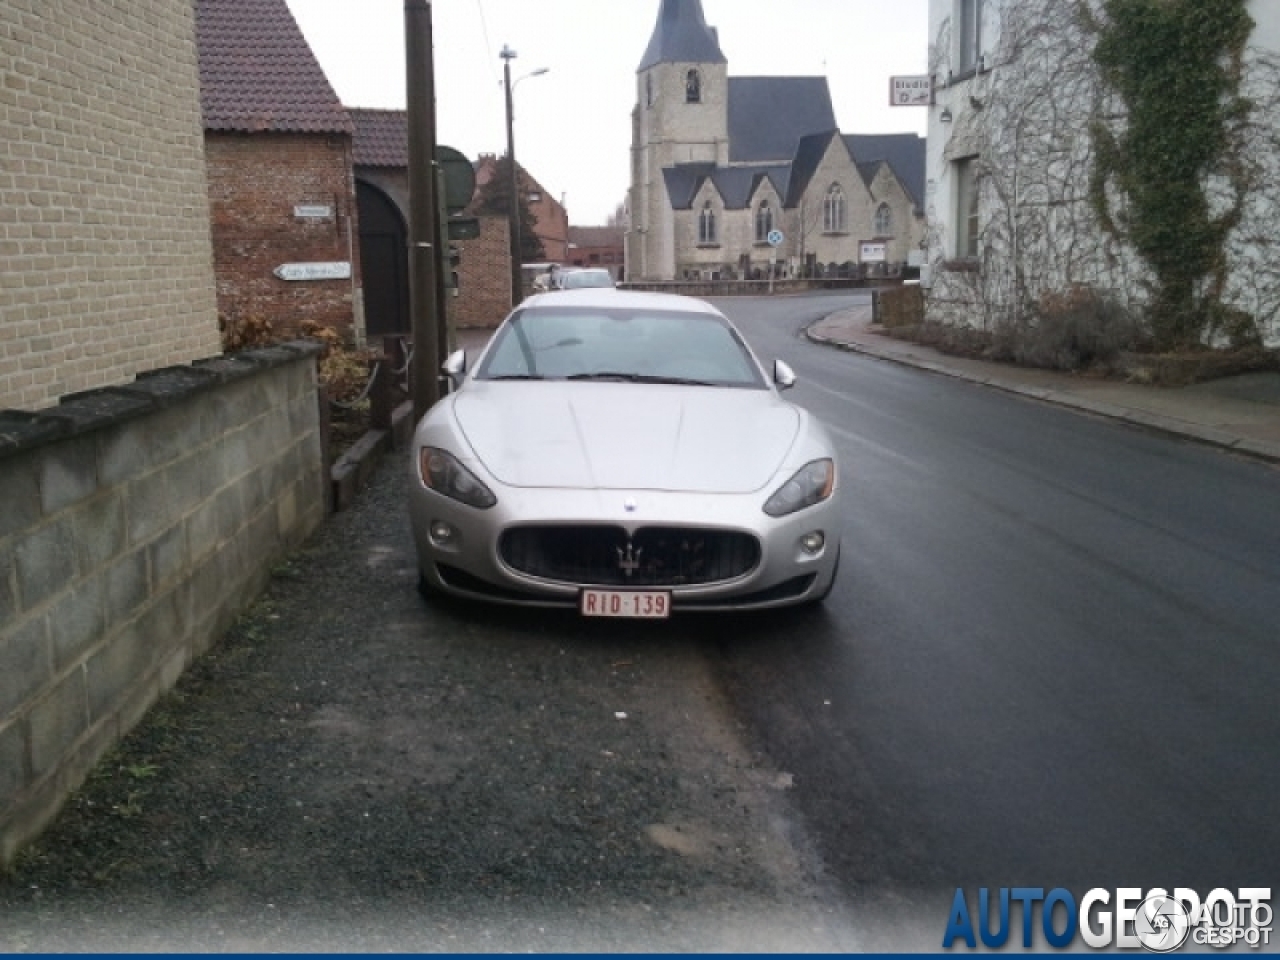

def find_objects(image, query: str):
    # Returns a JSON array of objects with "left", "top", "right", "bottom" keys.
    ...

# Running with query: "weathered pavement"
[{"left": 0, "top": 447, "right": 872, "bottom": 952}]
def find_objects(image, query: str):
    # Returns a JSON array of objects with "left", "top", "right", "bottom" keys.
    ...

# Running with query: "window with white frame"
[
  {"left": 755, "top": 201, "right": 774, "bottom": 243},
  {"left": 874, "top": 203, "right": 893, "bottom": 237},
  {"left": 823, "top": 184, "right": 846, "bottom": 233},
  {"left": 959, "top": 0, "right": 983, "bottom": 74},
  {"left": 698, "top": 201, "right": 717, "bottom": 244},
  {"left": 955, "top": 157, "right": 980, "bottom": 258}
]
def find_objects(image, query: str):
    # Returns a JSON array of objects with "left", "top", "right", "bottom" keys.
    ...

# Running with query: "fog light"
[
  {"left": 800, "top": 531, "right": 825, "bottom": 555},
  {"left": 429, "top": 520, "right": 458, "bottom": 546}
]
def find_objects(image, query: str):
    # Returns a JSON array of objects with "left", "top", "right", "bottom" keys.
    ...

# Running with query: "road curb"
[{"left": 804, "top": 323, "right": 1280, "bottom": 465}]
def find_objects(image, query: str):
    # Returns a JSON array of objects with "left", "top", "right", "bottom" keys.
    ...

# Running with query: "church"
[{"left": 627, "top": 0, "right": 926, "bottom": 283}]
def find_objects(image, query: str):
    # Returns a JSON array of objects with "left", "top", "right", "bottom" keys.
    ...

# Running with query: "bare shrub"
[{"left": 992, "top": 285, "right": 1148, "bottom": 372}]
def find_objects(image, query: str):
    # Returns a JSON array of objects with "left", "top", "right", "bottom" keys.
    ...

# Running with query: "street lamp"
[{"left": 500, "top": 44, "right": 548, "bottom": 306}]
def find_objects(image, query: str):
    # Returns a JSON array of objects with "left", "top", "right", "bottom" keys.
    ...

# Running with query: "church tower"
[{"left": 628, "top": 0, "right": 729, "bottom": 280}]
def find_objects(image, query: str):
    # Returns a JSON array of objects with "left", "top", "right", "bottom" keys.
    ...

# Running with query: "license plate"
[{"left": 580, "top": 588, "right": 671, "bottom": 619}]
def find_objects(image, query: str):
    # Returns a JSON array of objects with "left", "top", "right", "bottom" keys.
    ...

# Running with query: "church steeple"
[{"left": 637, "top": 0, "right": 727, "bottom": 71}]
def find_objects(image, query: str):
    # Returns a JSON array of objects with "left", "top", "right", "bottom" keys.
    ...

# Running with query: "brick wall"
[
  {"left": 205, "top": 132, "right": 362, "bottom": 342},
  {"left": 455, "top": 215, "right": 514, "bottom": 330},
  {"left": 0, "top": 344, "right": 326, "bottom": 867},
  {"left": 0, "top": 0, "right": 222, "bottom": 411}
]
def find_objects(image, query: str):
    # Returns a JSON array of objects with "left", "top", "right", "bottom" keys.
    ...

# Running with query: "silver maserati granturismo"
[{"left": 408, "top": 288, "right": 841, "bottom": 617}]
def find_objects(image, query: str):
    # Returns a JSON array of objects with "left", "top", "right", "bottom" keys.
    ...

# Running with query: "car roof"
[{"left": 518, "top": 288, "right": 723, "bottom": 315}]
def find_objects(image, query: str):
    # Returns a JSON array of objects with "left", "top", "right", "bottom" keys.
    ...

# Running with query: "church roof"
[
  {"left": 664, "top": 163, "right": 791, "bottom": 211},
  {"left": 727, "top": 77, "right": 836, "bottom": 163},
  {"left": 844, "top": 133, "right": 926, "bottom": 209},
  {"left": 637, "top": 0, "right": 727, "bottom": 71}
]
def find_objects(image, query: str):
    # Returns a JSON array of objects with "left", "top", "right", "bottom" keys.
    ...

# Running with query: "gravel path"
[{"left": 0, "top": 454, "right": 860, "bottom": 952}]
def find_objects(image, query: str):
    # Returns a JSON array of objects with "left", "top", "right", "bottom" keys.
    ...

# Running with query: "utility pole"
[
  {"left": 501, "top": 45, "right": 522, "bottom": 308},
  {"left": 406, "top": 0, "right": 440, "bottom": 419}
]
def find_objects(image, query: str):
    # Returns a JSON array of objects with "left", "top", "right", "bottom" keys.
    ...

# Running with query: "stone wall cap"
[{"left": 0, "top": 341, "right": 321, "bottom": 462}]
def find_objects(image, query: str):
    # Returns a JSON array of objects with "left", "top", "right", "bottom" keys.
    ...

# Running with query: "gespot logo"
[{"left": 942, "top": 886, "right": 1273, "bottom": 951}]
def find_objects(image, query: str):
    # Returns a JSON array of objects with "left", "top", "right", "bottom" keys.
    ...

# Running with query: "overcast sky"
[{"left": 284, "top": 0, "right": 930, "bottom": 226}]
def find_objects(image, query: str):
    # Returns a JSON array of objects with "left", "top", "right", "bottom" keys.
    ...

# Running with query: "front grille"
[{"left": 499, "top": 525, "right": 761, "bottom": 587}]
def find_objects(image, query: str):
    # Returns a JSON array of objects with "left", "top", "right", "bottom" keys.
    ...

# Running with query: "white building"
[{"left": 924, "top": 0, "right": 1280, "bottom": 348}]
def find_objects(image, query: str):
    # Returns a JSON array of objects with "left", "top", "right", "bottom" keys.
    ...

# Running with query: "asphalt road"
[{"left": 707, "top": 292, "right": 1280, "bottom": 927}]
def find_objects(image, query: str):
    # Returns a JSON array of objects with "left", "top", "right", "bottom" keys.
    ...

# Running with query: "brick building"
[
  {"left": 350, "top": 109, "right": 512, "bottom": 333},
  {"left": 348, "top": 110, "right": 568, "bottom": 333},
  {"left": 568, "top": 225, "right": 627, "bottom": 281},
  {"left": 0, "top": 0, "right": 222, "bottom": 410},
  {"left": 474, "top": 154, "right": 570, "bottom": 265},
  {"left": 196, "top": 0, "right": 361, "bottom": 343}
]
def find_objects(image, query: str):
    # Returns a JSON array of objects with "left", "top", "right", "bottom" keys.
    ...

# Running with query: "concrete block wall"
[
  {"left": 0, "top": 343, "right": 326, "bottom": 866},
  {"left": 0, "top": 0, "right": 222, "bottom": 411}
]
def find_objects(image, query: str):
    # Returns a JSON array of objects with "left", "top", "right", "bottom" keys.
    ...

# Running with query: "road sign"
[
  {"left": 273, "top": 261, "right": 351, "bottom": 281},
  {"left": 766, "top": 229, "right": 784, "bottom": 247},
  {"left": 435, "top": 145, "right": 476, "bottom": 214},
  {"left": 446, "top": 216, "right": 481, "bottom": 241}
]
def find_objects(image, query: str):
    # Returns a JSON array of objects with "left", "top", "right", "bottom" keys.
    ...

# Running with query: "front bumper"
[{"left": 408, "top": 480, "right": 840, "bottom": 612}]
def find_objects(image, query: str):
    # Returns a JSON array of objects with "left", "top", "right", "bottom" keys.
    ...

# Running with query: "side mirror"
[
  {"left": 773, "top": 359, "right": 796, "bottom": 391},
  {"left": 443, "top": 349, "right": 467, "bottom": 390}
]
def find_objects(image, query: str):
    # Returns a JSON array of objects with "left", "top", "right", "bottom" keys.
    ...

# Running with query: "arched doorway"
[{"left": 356, "top": 181, "right": 409, "bottom": 337}]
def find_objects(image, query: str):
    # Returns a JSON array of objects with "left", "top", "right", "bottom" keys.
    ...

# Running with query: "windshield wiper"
[
  {"left": 566, "top": 371, "right": 718, "bottom": 386},
  {"left": 487, "top": 373, "right": 546, "bottom": 381}
]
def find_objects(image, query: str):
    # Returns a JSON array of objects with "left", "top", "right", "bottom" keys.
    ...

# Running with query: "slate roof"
[
  {"left": 844, "top": 133, "right": 926, "bottom": 209},
  {"left": 638, "top": 0, "right": 727, "bottom": 71},
  {"left": 663, "top": 163, "right": 791, "bottom": 211},
  {"left": 727, "top": 77, "right": 836, "bottom": 163},
  {"left": 196, "top": 0, "right": 353, "bottom": 135},
  {"left": 785, "top": 130, "right": 840, "bottom": 207},
  {"left": 350, "top": 108, "right": 407, "bottom": 166}
]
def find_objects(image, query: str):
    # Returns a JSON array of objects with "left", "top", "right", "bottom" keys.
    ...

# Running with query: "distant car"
[
  {"left": 552, "top": 267, "right": 615, "bottom": 290},
  {"left": 408, "top": 288, "right": 841, "bottom": 617}
]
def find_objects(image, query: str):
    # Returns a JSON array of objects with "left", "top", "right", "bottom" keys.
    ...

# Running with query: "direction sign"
[
  {"left": 766, "top": 229, "right": 784, "bottom": 247},
  {"left": 273, "top": 261, "right": 351, "bottom": 282}
]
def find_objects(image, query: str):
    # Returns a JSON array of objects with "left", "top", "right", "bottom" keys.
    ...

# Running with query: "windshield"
[{"left": 474, "top": 305, "right": 767, "bottom": 388}]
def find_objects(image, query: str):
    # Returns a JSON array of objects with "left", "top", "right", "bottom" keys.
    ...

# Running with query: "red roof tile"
[
  {"left": 350, "top": 109, "right": 408, "bottom": 167},
  {"left": 197, "top": 0, "right": 353, "bottom": 135}
]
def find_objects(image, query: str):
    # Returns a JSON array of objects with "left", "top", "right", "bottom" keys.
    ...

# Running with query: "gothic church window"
[
  {"left": 646, "top": 74, "right": 654, "bottom": 107},
  {"left": 874, "top": 202, "right": 893, "bottom": 237},
  {"left": 698, "top": 202, "right": 717, "bottom": 244},
  {"left": 686, "top": 69, "right": 701, "bottom": 103},
  {"left": 823, "top": 184, "right": 846, "bottom": 233},
  {"left": 755, "top": 201, "right": 774, "bottom": 243}
]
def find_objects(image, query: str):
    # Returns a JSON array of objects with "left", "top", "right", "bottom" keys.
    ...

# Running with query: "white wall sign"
[
  {"left": 273, "top": 261, "right": 351, "bottom": 282},
  {"left": 294, "top": 204, "right": 333, "bottom": 219},
  {"left": 860, "top": 242, "right": 888, "bottom": 263},
  {"left": 890, "top": 75, "right": 932, "bottom": 106}
]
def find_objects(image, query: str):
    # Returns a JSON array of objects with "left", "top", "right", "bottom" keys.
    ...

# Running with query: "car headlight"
[
  {"left": 763, "top": 459, "right": 835, "bottom": 517},
  {"left": 418, "top": 446, "right": 497, "bottom": 509}
]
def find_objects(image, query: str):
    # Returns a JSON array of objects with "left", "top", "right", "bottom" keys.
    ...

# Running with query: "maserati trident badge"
[{"left": 616, "top": 541, "right": 643, "bottom": 577}]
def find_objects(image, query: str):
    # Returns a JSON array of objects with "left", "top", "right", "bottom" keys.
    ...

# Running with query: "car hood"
[{"left": 453, "top": 381, "right": 800, "bottom": 493}]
